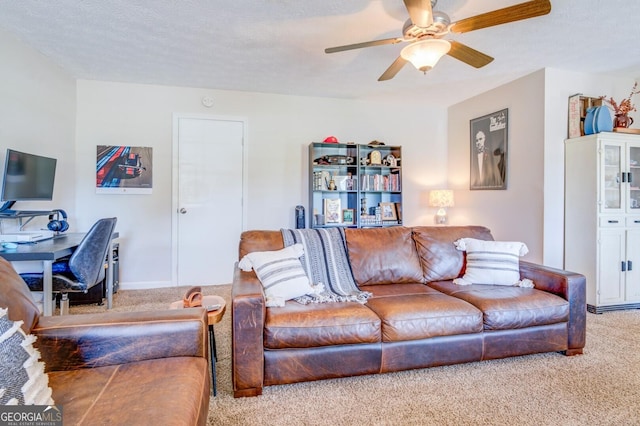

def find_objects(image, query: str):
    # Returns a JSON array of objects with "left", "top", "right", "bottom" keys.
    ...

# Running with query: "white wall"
[
  {"left": 0, "top": 29, "right": 76, "bottom": 234},
  {"left": 447, "top": 71, "right": 546, "bottom": 262},
  {"left": 75, "top": 81, "right": 448, "bottom": 287},
  {"left": 448, "top": 67, "right": 637, "bottom": 267}
]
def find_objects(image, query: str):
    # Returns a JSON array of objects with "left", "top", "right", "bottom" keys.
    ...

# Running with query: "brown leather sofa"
[
  {"left": 0, "top": 257, "right": 210, "bottom": 425},
  {"left": 232, "top": 226, "right": 586, "bottom": 398}
]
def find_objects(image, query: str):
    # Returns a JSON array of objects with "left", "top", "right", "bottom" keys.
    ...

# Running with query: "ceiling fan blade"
[
  {"left": 403, "top": 0, "right": 434, "bottom": 28},
  {"left": 325, "top": 38, "right": 404, "bottom": 54},
  {"left": 378, "top": 57, "right": 408, "bottom": 81},
  {"left": 447, "top": 41, "right": 494, "bottom": 68},
  {"left": 449, "top": 0, "right": 551, "bottom": 34}
]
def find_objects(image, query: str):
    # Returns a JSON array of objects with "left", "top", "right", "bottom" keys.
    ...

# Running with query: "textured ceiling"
[{"left": 1, "top": 0, "right": 639, "bottom": 106}]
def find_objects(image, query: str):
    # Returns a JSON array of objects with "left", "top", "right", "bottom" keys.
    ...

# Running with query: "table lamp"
[{"left": 429, "top": 189, "right": 454, "bottom": 225}]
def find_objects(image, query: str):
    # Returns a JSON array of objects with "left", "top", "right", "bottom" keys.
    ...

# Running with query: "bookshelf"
[{"left": 309, "top": 142, "right": 402, "bottom": 228}]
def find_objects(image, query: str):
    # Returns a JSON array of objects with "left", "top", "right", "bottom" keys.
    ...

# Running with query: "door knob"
[{"left": 179, "top": 208, "right": 187, "bottom": 214}]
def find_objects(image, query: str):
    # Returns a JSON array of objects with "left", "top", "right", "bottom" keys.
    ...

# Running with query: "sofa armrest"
[
  {"left": 519, "top": 260, "right": 586, "bottom": 354},
  {"left": 33, "top": 308, "right": 208, "bottom": 372},
  {"left": 232, "top": 264, "right": 266, "bottom": 397}
]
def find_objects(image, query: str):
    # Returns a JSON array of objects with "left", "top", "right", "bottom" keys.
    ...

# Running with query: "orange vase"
[{"left": 614, "top": 114, "right": 634, "bottom": 128}]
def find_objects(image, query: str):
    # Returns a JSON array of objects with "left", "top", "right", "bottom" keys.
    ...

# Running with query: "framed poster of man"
[{"left": 470, "top": 109, "right": 508, "bottom": 190}]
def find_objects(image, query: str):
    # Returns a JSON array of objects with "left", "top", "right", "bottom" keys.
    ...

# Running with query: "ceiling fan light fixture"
[{"left": 400, "top": 39, "right": 451, "bottom": 73}]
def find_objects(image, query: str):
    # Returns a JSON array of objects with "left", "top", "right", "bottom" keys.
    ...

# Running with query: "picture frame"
[
  {"left": 379, "top": 202, "right": 397, "bottom": 221},
  {"left": 342, "top": 208, "right": 355, "bottom": 225},
  {"left": 469, "top": 109, "right": 508, "bottom": 190},
  {"left": 96, "top": 145, "right": 153, "bottom": 194}
]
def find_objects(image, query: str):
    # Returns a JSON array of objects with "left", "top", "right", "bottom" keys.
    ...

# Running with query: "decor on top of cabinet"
[
  {"left": 584, "top": 106, "right": 613, "bottom": 135},
  {"left": 568, "top": 94, "right": 604, "bottom": 138},
  {"left": 601, "top": 82, "right": 640, "bottom": 130}
]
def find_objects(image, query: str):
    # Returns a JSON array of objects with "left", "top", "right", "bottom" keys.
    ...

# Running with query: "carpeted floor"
[{"left": 70, "top": 286, "right": 640, "bottom": 426}]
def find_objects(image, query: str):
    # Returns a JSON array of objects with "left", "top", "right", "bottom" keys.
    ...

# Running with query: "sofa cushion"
[
  {"left": 365, "top": 293, "right": 483, "bottom": 342},
  {"left": 428, "top": 281, "right": 570, "bottom": 330},
  {"left": 452, "top": 238, "right": 531, "bottom": 287},
  {"left": 345, "top": 227, "right": 424, "bottom": 286},
  {"left": 412, "top": 226, "right": 494, "bottom": 282},
  {"left": 238, "top": 244, "right": 315, "bottom": 307},
  {"left": 264, "top": 301, "right": 381, "bottom": 349},
  {"left": 360, "top": 283, "right": 433, "bottom": 298},
  {"left": 49, "top": 357, "right": 208, "bottom": 425}
]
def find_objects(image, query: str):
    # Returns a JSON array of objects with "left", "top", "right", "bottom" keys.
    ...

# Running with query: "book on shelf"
[
  {"left": 360, "top": 173, "right": 400, "bottom": 191},
  {"left": 324, "top": 198, "right": 341, "bottom": 223}
]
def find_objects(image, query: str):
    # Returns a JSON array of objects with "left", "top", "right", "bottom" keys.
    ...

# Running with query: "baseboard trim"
[
  {"left": 119, "top": 281, "right": 174, "bottom": 291},
  {"left": 118, "top": 281, "right": 231, "bottom": 291}
]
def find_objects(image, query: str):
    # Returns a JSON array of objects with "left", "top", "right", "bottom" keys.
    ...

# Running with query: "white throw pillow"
[
  {"left": 452, "top": 238, "right": 533, "bottom": 287},
  {"left": 238, "top": 244, "right": 316, "bottom": 307},
  {"left": 0, "top": 308, "right": 54, "bottom": 405}
]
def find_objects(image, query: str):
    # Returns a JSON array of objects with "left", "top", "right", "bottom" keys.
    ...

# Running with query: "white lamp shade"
[
  {"left": 401, "top": 39, "right": 451, "bottom": 72},
  {"left": 429, "top": 189, "right": 454, "bottom": 208}
]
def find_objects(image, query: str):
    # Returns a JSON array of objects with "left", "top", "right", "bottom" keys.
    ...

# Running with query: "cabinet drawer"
[
  {"left": 626, "top": 217, "right": 640, "bottom": 227},
  {"left": 600, "top": 217, "right": 625, "bottom": 227}
]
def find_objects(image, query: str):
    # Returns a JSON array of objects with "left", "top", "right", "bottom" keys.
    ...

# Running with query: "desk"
[{"left": 0, "top": 232, "right": 119, "bottom": 316}]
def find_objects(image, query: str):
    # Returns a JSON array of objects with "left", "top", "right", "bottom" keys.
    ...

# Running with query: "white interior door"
[{"left": 175, "top": 116, "right": 244, "bottom": 286}]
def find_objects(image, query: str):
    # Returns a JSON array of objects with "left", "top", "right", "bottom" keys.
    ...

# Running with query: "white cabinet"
[{"left": 565, "top": 132, "right": 640, "bottom": 313}]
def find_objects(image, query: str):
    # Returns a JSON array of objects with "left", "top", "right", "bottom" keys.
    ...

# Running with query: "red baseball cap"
[{"left": 323, "top": 136, "right": 338, "bottom": 143}]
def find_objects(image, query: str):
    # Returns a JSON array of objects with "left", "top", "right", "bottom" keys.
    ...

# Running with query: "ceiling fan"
[{"left": 324, "top": 0, "right": 552, "bottom": 81}]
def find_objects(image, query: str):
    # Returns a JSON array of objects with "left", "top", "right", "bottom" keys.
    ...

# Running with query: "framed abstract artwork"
[{"left": 96, "top": 145, "right": 153, "bottom": 194}]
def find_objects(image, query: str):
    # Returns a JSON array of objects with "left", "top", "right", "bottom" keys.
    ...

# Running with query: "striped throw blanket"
[{"left": 281, "top": 228, "right": 371, "bottom": 304}]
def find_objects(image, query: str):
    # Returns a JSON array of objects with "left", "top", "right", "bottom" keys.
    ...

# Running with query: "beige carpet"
[{"left": 70, "top": 286, "right": 640, "bottom": 426}]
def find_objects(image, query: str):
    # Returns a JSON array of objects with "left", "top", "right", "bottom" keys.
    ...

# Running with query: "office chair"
[{"left": 20, "top": 217, "right": 117, "bottom": 314}]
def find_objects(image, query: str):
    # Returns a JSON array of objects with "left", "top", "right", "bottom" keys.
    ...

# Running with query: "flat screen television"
[{"left": 0, "top": 149, "right": 57, "bottom": 204}]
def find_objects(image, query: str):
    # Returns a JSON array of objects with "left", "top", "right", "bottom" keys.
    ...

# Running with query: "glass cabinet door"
[
  {"left": 628, "top": 144, "right": 640, "bottom": 212},
  {"left": 602, "top": 144, "right": 622, "bottom": 212}
]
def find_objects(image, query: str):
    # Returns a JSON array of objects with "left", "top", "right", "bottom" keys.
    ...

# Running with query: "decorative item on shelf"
[
  {"left": 342, "top": 209, "right": 355, "bottom": 225},
  {"left": 360, "top": 197, "right": 367, "bottom": 216},
  {"left": 346, "top": 173, "right": 354, "bottom": 190},
  {"left": 379, "top": 202, "right": 398, "bottom": 222},
  {"left": 600, "top": 82, "right": 640, "bottom": 129},
  {"left": 384, "top": 154, "right": 397, "bottom": 167},
  {"left": 328, "top": 177, "right": 337, "bottom": 191},
  {"left": 368, "top": 140, "right": 385, "bottom": 146},
  {"left": 323, "top": 136, "right": 339, "bottom": 143},
  {"left": 314, "top": 155, "right": 354, "bottom": 165},
  {"left": 429, "top": 189, "right": 454, "bottom": 225},
  {"left": 369, "top": 150, "right": 382, "bottom": 165},
  {"left": 324, "top": 198, "right": 341, "bottom": 223}
]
